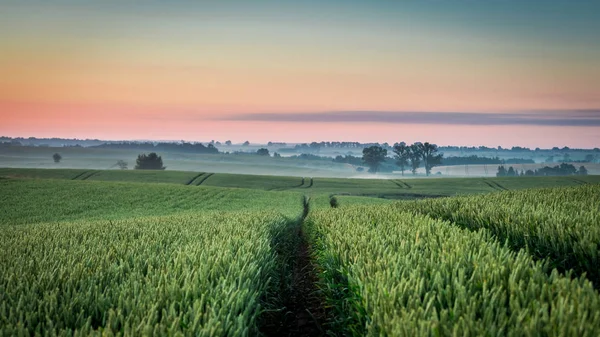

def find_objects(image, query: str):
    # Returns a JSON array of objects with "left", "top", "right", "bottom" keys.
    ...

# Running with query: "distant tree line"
[
  {"left": 294, "top": 141, "right": 393, "bottom": 152},
  {"left": 267, "top": 142, "right": 287, "bottom": 147},
  {"left": 497, "top": 163, "right": 588, "bottom": 177},
  {"left": 291, "top": 153, "right": 330, "bottom": 161},
  {"left": 92, "top": 142, "right": 219, "bottom": 154},
  {"left": 441, "top": 155, "right": 535, "bottom": 166},
  {"left": 333, "top": 155, "right": 363, "bottom": 166}
]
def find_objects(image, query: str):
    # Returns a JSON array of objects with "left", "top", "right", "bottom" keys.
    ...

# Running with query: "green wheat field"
[{"left": 1, "top": 168, "right": 600, "bottom": 336}]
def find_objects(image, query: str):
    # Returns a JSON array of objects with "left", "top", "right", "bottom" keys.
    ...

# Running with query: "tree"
[
  {"left": 243, "top": 141, "right": 250, "bottom": 146},
  {"left": 393, "top": 142, "right": 410, "bottom": 176},
  {"left": 362, "top": 146, "right": 387, "bottom": 173},
  {"left": 116, "top": 160, "right": 128, "bottom": 170},
  {"left": 225, "top": 140, "right": 232, "bottom": 146},
  {"left": 408, "top": 143, "right": 422, "bottom": 175},
  {"left": 273, "top": 152, "right": 281, "bottom": 158},
  {"left": 135, "top": 152, "right": 166, "bottom": 170},
  {"left": 418, "top": 142, "right": 443, "bottom": 176},
  {"left": 256, "top": 148, "right": 270, "bottom": 156},
  {"left": 507, "top": 166, "right": 516, "bottom": 177},
  {"left": 559, "top": 163, "right": 577, "bottom": 175},
  {"left": 496, "top": 166, "right": 507, "bottom": 177},
  {"left": 578, "top": 166, "right": 588, "bottom": 176},
  {"left": 53, "top": 153, "right": 62, "bottom": 163}
]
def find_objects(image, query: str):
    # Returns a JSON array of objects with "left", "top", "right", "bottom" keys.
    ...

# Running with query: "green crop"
[
  {"left": 306, "top": 204, "right": 600, "bottom": 336},
  {"left": 0, "top": 178, "right": 302, "bottom": 224},
  {"left": 394, "top": 185, "right": 600, "bottom": 286},
  {"left": 0, "top": 211, "right": 290, "bottom": 336}
]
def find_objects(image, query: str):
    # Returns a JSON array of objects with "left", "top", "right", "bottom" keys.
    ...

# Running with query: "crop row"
[
  {"left": 0, "top": 211, "right": 290, "bottom": 336},
  {"left": 305, "top": 204, "right": 600, "bottom": 336},
  {"left": 393, "top": 185, "right": 600, "bottom": 286}
]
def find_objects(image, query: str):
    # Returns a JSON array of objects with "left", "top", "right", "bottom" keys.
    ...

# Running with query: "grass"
[{"left": 0, "top": 178, "right": 302, "bottom": 225}]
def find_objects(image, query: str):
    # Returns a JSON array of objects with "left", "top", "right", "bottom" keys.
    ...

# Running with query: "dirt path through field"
[
  {"left": 283, "top": 226, "right": 326, "bottom": 336},
  {"left": 262, "top": 197, "right": 326, "bottom": 337}
]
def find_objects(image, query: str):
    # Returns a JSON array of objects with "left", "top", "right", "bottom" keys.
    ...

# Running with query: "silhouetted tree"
[
  {"left": 256, "top": 148, "right": 270, "bottom": 156},
  {"left": 559, "top": 162, "right": 577, "bottom": 175},
  {"left": 507, "top": 166, "right": 516, "bottom": 177},
  {"left": 273, "top": 152, "right": 281, "bottom": 158},
  {"left": 116, "top": 160, "right": 128, "bottom": 170},
  {"left": 578, "top": 166, "right": 588, "bottom": 176},
  {"left": 135, "top": 153, "right": 166, "bottom": 170},
  {"left": 225, "top": 140, "right": 232, "bottom": 146},
  {"left": 362, "top": 146, "right": 387, "bottom": 173},
  {"left": 53, "top": 153, "right": 62, "bottom": 163},
  {"left": 393, "top": 142, "right": 410, "bottom": 176},
  {"left": 243, "top": 141, "right": 250, "bottom": 146},
  {"left": 408, "top": 144, "right": 422, "bottom": 175},
  {"left": 418, "top": 142, "right": 443, "bottom": 176},
  {"left": 496, "top": 166, "right": 507, "bottom": 177}
]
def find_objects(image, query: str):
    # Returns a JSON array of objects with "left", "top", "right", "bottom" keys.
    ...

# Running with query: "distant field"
[
  {"left": 3, "top": 146, "right": 598, "bottom": 178},
  {"left": 433, "top": 162, "right": 600, "bottom": 176},
  {"left": 0, "top": 146, "right": 356, "bottom": 177},
  {"left": 2, "top": 168, "right": 599, "bottom": 202}
]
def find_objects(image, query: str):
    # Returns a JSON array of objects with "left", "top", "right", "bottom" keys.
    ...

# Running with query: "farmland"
[
  {"left": 305, "top": 204, "right": 600, "bottom": 336},
  {"left": 1, "top": 168, "right": 600, "bottom": 335}
]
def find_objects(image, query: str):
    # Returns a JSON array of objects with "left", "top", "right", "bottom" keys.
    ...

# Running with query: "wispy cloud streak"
[{"left": 219, "top": 110, "right": 600, "bottom": 127}]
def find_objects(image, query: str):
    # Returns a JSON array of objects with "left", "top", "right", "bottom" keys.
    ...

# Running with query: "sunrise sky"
[{"left": 1, "top": 1, "right": 599, "bottom": 147}]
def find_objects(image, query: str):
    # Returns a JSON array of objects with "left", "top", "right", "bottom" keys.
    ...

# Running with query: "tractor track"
[
  {"left": 261, "top": 197, "right": 326, "bottom": 337},
  {"left": 482, "top": 179, "right": 502, "bottom": 191},
  {"left": 79, "top": 171, "right": 98, "bottom": 181},
  {"left": 195, "top": 173, "right": 213, "bottom": 186},
  {"left": 185, "top": 172, "right": 205, "bottom": 186},
  {"left": 71, "top": 171, "right": 91, "bottom": 180}
]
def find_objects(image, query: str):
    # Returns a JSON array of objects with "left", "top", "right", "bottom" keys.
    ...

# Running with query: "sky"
[{"left": 1, "top": 0, "right": 600, "bottom": 148}]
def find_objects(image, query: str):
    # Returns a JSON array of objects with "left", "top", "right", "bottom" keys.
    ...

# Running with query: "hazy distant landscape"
[
  {"left": 2, "top": 1, "right": 600, "bottom": 336},
  {"left": 2, "top": 136, "right": 599, "bottom": 177}
]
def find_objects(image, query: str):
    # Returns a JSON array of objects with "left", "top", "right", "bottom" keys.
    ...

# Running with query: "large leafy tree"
[
  {"left": 408, "top": 144, "right": 422, "bottom": 175},
  {"left": 418, "top": 142, "right": 443, "bottom": 176},
  {"left": 393, "top": 142, "right": 410, "bottom": 176},
  {"left": 135, "top": 152, "right": 166, "bottom": 170},
  {"left": 362, "top": 146, "right": 387, "bottom": 173}
]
